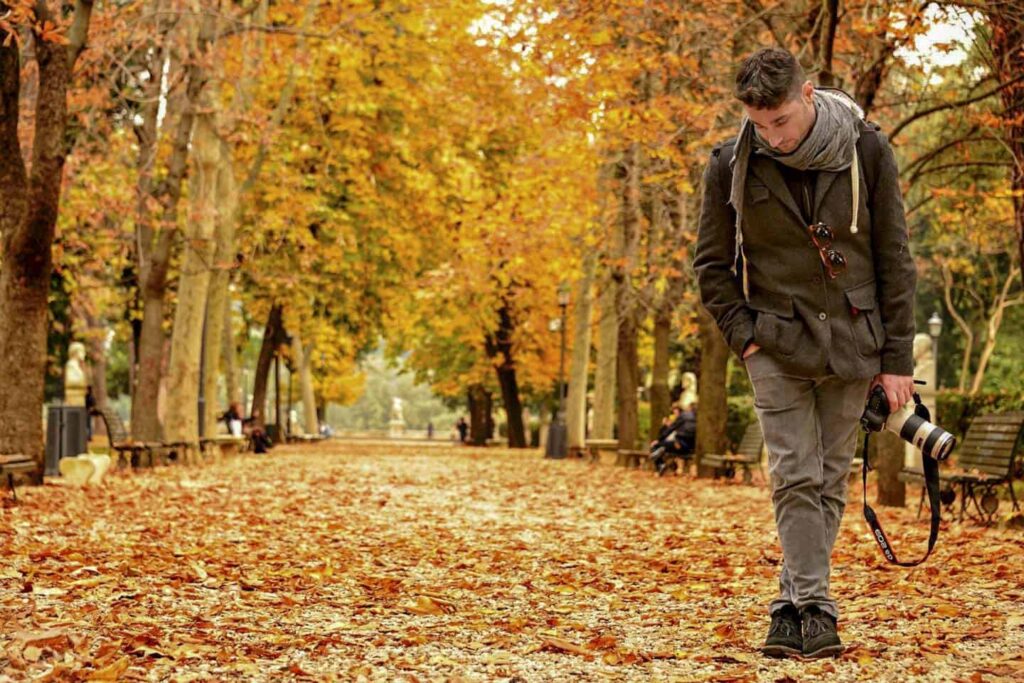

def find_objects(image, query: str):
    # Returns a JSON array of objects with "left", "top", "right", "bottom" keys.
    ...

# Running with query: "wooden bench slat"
[
  {"left": 901, "top": 411, "right": 1024, "bottom": 524},
  {"left": 960, "top": 433, "right": 1020, "bottom": 446}
]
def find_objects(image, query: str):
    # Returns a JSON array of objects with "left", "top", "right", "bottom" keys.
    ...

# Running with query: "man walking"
[{"left": 693, "top": 47, "right": 917, "bottom": 658}]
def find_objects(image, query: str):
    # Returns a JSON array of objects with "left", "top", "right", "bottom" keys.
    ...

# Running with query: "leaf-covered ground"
[{"left": 2, "top": 441, "right": 1023, "bottom": 682}]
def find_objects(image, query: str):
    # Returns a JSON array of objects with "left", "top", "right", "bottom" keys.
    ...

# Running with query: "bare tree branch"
[
  {"left": 67, "top": 0, "right": 95, "bottom": 66},
  {"left": 889, "top": 73, "right": 1024, "bottom": 141}
]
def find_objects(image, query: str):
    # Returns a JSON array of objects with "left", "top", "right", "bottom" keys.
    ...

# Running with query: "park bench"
[
  {"left": 617, "top": 448, "right": 651, "bottom": 469},
  {"left": 701, "top": 421, "right": 766, "bottom": 485},
  {"left": 899, "top": 411, "right": 1024, "bottom": 524},
  {"left": 287, "top": 433, "right": 324, "bottom": 444},
  {"left": 200, "top": 434, "right": 249, "bottom": 458},
  {"left": 91, "top": 407, "right": 189, "bottom": 468},
  {"left": 1, "top": 454, "right": 37, "bottom": 502},
  {"left": 584, "top": 438, "right": 618, "bottom": 464}
]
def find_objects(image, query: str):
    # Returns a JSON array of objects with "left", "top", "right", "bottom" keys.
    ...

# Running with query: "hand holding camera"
[{"left": 860, "top": 383, "right": 956, "bottom": 461}]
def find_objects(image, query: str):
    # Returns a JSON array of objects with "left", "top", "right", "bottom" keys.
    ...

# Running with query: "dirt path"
[{"left": 2, "top": 442, "right": 1022, "bottom": 681}]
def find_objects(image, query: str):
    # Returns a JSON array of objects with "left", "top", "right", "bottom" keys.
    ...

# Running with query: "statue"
[
  {"left": 64, "top": 342, "right": 88, "bottom": 406},
  {"left": 906, "top": 333, "right": 937, "bottom": 471},
  {"left": 388, "top": 396, "right": 406, "bottom": 438},
  {"left": 679, "top": 372, "right": 698, "bottom": 411}
]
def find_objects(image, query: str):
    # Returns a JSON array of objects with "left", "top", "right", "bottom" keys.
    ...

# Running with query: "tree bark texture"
[
  {"left": 485, "top": 301, "right": 526, "bottom": 448},
  {"left": 163, "top": 109, "right": 220, "bottom": 444},
  {"left": 289, "top": 333, "right": 318, "bottom": 435},
  {"left": 222, "top": 294, "right": 241, "bottom": 406},
  {"left": 132, "top": 10, "right": 209, "bottom": 440},
  {"left": 988, "top": 7, "right": 1024, "bottom": 287},
  {"left": 871, "top": 430, "right": 906, "bottom": 508},
  {"left": 251, "top": 304, "right": 283, "bottom": 429},
  {"left": 468, "top": 384, "right": 492, "bottom": 446},
  {"left": 695, "top": 305, "right": 729, "bottom": 475},
  {"left": 591, "top": 271, "right": 618, "bottom": 440},
  {"left": 200, "top": 141, "right": 239, "bottom": 435},
  {"left": 566, "top": 251, "right": 596, "bottom": 453},
  {"left": 649, "top": 310, "right": 673, "bottom": 442},
  {"left": 614, "top": 143, "right": 642, "bottom": 456},
  {"left": 0, "top": 5, "right": 93, "bottom": 469}
]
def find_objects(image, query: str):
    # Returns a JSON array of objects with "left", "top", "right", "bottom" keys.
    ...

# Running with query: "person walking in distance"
[{"left": 694, "top": 47, "right": 916, "bottom": 659}]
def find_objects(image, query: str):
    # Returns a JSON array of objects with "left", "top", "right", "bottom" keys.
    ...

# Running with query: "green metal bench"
[
  {"left": 1, "top": 454, "right": 37, "bottom": 502},
  {"left": 702, "top": 421, "right": 765, "bottom": 485},
  {"left": 899, "top": 411, "right": 1024, "bottom": 524}
]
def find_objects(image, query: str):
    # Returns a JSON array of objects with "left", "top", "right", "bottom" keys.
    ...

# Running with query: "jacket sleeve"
[
  {"left": 869, "top": 132, "right": 916, "bottom": 375},
  {"left": 693, "top": 150, "right": 754, "bottom": 358}
]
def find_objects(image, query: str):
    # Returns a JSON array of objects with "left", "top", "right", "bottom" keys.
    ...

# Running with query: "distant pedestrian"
[
  {"left": 455, "top": 417, "right": 469, "bottom": 444},
  {"left": 427, "top": 421, "right": 435, "bottom": 440}
]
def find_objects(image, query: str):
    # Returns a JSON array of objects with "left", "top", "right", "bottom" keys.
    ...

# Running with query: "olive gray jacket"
[{"left": 693, "top": 125, "right": 916, "bottom": 379}]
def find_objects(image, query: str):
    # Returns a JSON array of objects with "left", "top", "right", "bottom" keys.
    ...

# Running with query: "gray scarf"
[{"left": 728, "top": 88, "right": 864, "bottom": 275}]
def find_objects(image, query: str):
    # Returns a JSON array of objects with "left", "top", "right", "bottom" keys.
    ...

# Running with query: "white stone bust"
[
  {"left": 680, "top": 372, "right": 698, "bottom": 411},
  {"left": 64, "top": 342, "right": 88, "bottom": 406}
]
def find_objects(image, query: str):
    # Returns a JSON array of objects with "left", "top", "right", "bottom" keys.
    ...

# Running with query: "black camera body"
[{"left": 861, "top": 384, "right": 890, "bottom": 433}]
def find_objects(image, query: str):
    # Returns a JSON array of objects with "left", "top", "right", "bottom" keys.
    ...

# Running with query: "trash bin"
[
  {"left": 265, "top": 423, "right": 280, "bottom": 444},
  {"left": 45, "top": 404, "right": 89, "bottom": 476}
]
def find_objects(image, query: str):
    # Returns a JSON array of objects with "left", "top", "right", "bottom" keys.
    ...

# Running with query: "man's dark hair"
[{"left": 734, "top": 47, "right": 806, "bottom": 109}]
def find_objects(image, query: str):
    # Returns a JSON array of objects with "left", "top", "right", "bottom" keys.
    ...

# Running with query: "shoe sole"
[
  {"left": 761, "top": 645, "right": 802, "bottom": 659},
  {"left": 802, "top": 643, "right": 844, "bottom": 659}
]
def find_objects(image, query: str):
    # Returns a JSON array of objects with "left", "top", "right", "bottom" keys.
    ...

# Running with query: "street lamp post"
[
  {"left": 928, "top": 311, "right": 943, "bottom": 389},
  {"left": 545, "top": 285, "right": 571, "bottom": 459}
]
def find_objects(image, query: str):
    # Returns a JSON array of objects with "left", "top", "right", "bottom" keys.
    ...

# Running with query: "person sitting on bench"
[
  {"left": 650, "top": 404, "right": 697, "bottom": 474},
  {"left": 243, "top": 407, "right": 274, "bottom": 454}
]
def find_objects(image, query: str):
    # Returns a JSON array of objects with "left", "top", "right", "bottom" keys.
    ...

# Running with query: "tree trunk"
[
  {"left": 250, "top": 304, "right": 283, "bottom": 429},
  {"left": 872, "top": 430, "right": 906, "bottom": 507},
  {"left": 566, "top": 251, "right": 596, "bottom": 454},
  {"left": 222, "top": 293, "right": 241, "bottom": 406},
  {"left": 614, "top": 143, "right": 642, "bottom": 456},
  {"left": 200, "top": 142, "right": 239, "bottom": 435},
  {"left": 695, "top": 305, "right": 729, "bottom": 475},
  {"left": 291, "top": 334, "right": 318, "bottom": 435},
  {"left": 467, "top": 384, "right": 491, "bottom": 446},
  {"left": 969, "top": 267, "right": 1020, "bottom": 395},
  {"left": 79, "top": 309, "right": 109, "bottom": 411},
  {"left": 74, "top": 309, "right": 109, "bottom": 440},
  {"left": 485, "top": 301, "right": 527, "bottom": 448},
  {"left": 0, "top": 6, "right": 93, "bottom": 470},
  {"left": 495, "top": 365, "right": 525, "bottom": 448},
  {"left": 615, "top": 309, "right": 640, "bottom": 457},
  {"left": 649, "top": 309, "right": 673, "bottom": 442},
  {"left": 132, "top": 11, "right": 208, "bottom": 441},
  {"left": 988, "top": 7, "right": 1024, "bottom": 285},
  {"left": 591, "top": 271, "right": 619, "bottom": 440},
  {"left": 163, "top": 109, "right": 220, "bottom": 444}
]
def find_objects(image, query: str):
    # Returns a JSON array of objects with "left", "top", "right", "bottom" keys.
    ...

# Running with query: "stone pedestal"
[
  {"left": 906, "top": 333, "right": 937, "bottom": 472},
  {"left": 388, "top": 419, "right": 406, "bottom": 438}
]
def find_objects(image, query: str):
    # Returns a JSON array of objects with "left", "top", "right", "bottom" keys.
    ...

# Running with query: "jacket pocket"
[
  {"left": 748, "top": 182, "right": 770, "bottom": 204},
  {"left": 845, "top": 279, "right": 885, "bottom": 356},
  {"left": 750, "top": 288, "right": 800, "bottom": 357}
]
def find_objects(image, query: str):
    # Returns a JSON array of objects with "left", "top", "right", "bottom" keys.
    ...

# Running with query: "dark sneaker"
[
  {"left": 801, "top": 606, "right": 843, "bottom": 658},
  {"left": 762, "top": 604, "right": 802, "bottom": 658}
]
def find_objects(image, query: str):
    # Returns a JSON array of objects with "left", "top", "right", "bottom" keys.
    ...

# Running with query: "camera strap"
[{"left": 861, "top": 399, "right": 942, "bottom": 566}]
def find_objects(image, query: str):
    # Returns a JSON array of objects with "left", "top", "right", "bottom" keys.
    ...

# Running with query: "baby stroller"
[{"left": 649, "top": 408, "right": 696, "bottom": 476}]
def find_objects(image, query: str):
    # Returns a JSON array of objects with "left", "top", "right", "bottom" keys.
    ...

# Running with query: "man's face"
[{"left": 744, "top": 80, "right": 816, "bottom": 153}]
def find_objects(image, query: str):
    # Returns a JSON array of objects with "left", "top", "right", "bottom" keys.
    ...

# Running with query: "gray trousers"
[{"left": 745, "top": 351, "right": 871, "bottom": 620}]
